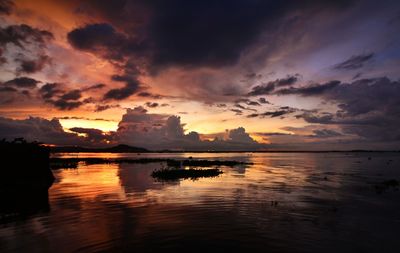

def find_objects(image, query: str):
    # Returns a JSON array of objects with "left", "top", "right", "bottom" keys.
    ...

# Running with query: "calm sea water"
[{"left": 1, "top": 152, "right": 400, "bottom": 252}]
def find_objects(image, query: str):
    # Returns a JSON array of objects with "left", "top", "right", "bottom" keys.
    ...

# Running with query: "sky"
[{"left": 0, "top": 0, "right": 400, "bottom": 150}]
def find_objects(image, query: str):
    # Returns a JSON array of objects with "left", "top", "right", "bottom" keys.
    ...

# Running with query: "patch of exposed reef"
[{"left": 151, "top": 168, "right": 223, "bottom": 181}]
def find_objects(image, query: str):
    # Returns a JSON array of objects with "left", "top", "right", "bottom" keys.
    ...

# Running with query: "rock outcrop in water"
[{"left": 0, "top": 139, "right": 54, "bottom": 220}]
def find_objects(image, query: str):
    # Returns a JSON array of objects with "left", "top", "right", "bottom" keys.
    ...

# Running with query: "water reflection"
[{"left": 1, "top": 153, "right": 400, "bottom": 252}]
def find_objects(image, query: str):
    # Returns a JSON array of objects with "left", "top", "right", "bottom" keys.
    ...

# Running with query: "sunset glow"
[{"left": 1, "top": 0, "right": 400, "bottom": 150}]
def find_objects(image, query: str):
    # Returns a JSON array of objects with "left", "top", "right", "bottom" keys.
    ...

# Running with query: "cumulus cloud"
[
  {"left": 0, "top": 106, "right": 258, "bottom": 150},
  {"left": 0, "top": 116, "right": 116, "bottom": 147},
  {"left": 116, "top": 106, "right": 263, "bottom": 150},
  {"left": 0, "top": 116, "right": 84, "bottom": 145}
]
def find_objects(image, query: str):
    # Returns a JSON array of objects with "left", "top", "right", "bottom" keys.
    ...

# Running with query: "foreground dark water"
[{"left": 1, "top": 152, "right": 400, "bottom": 252}]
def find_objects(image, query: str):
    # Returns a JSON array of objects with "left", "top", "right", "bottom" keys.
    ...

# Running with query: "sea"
[{"left": 1, "top": 152, "right": 400, "bottom": 252}]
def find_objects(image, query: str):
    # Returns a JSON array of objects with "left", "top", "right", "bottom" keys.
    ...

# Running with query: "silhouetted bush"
[{"left": 0, "top": 139, "right": 54, "bottom": 220}]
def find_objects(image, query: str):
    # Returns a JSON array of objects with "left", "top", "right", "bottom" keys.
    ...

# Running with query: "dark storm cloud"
[
  {"left": 64, "top": 0, "right": 358, "bottom": 103},
  {"left": 69, "top": 1, "right": 355, "bottom": 78},
  {"left": 3, "top": 77, "right": 40, "bottom": 88},
  {"left": 333, "top": 53, "right": 374, "bottom": 70},
  {"left": 0, "top": 24, "right": 53, "bottom": 48},
  {"left": 247, "top": 74, "right": 299, "bottom": 96},
  {"left": 295, "top": 77, "right": 400, "bottom": 142},
  {"left": 67, "top": 23, "right": 134, "bottom": 61},
  {"left": 0, "top": 0, "right": 14, "bottom": 15},
  {"left": 103, "top": 83, "right": 138, "bottom": 100},
  {"left": 16, "top": 55, "right": 51, "bottom": 74},
  {"left": 276, "top": 80, "right": 341, "bottom": 96},
  {"left": 144, "top": 1, "right": 353, "bottom": 69},
  {"left": 103, "top": 74, "right": 141, "bottom": 100},
  {"left": 144, "top": 0, "right": 281, "bottom": 68}
]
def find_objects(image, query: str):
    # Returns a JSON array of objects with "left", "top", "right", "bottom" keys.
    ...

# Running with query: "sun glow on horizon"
[{"left": 60, "top": 119, "right": 119, "bottom": 132}]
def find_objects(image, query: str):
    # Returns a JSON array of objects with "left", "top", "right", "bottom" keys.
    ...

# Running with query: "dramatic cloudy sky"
[{"left": 1, "top": 0, "right": 400, "bottom": 150}]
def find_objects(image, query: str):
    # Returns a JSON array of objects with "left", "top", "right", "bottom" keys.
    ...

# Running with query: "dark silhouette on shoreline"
[
  {"left": 51, "top": 144, "right": 148, "bottom": 153},
  {"left": 0, "top": 139, "right": 54, "bottom": 221},
  {"left": 49, "top": 144, "right": 400, "bottom": 153},
  {"left": 50, "top": 157, "right": 252, "bottom": 169}
]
